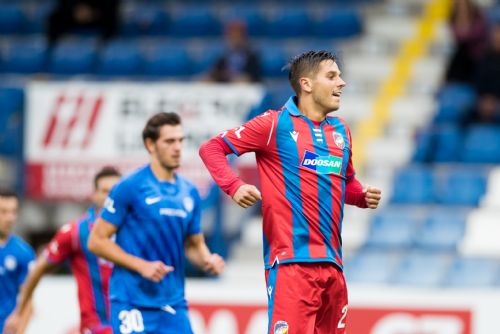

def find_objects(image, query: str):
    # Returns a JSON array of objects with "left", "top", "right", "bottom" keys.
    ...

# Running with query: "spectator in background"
[
  {"left": 0, "top": 189, "right": 35, "bottom": 334},
  {"left": 468, "top": 21, "right": 500, "bottom": 124},
  {"left": 4, "top": 167, "right": 121, "bottom": 334},
  {"left": 445, "top": 0, "right": 488, "bottom": 84},
  {"left": 208, "top": 20, "right": 262, "bottom": 83},
  {"left": 47, "top": 0, "right": 121, "bottom": 46}
]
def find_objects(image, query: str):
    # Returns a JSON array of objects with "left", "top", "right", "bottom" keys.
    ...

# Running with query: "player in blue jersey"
[
  {"left": 0, "top": 189, "right": 35, "bottom": 334},
  {"left": 88, "top": 112, "right": 225, "bottom": 334}
]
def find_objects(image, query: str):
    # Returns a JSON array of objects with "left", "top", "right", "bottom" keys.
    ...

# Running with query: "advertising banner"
[{"left": 25, "top": 82, "right": 264, "bottom": 200}]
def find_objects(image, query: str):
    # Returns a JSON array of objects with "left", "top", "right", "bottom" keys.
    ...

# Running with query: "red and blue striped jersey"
[
  {"left": 45, "top": 207, "right": 112, "bottom": 332},
  {"left": 222, "top": 97, "right": 355, "bottom": 270}
]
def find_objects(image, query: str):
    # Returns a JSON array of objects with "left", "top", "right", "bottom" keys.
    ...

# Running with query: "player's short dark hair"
[
  {"left": 142, "top": 112, "right": 182, "bottom": 144},
  {"left": 94, "top": 166, "right": 121, "bottom": 189},
  {"left": 287, "top": 50, "right": 337, "bottom": 95},
  {"left": 0, "top": 188, "right": 18, "bottom": 200}
]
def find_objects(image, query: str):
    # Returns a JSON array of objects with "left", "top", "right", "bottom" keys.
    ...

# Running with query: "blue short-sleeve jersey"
[
  {"left": 101, "top": 165, "right": 202, "bottom": 308},
  {"left": 0, "top": 235, "right": 35, "bottom": 330}
]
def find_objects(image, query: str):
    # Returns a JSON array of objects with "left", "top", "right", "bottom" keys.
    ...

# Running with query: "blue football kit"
[
  {"left": 101, "top": 165, "right": 202, "bottom": 334},
  {"left": 0, "top": 235, "right": 35, "bottom": 331}
]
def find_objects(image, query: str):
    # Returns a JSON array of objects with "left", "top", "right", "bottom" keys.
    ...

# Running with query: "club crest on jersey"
[
  {"left": 274, "top": 321, "right": 289, "bottom": 334},
  {"left": 301, "top": 150, "right": 343, "bottom": 175},
  {"left": 4, "top": 255, "right": 17, "bottom": 271},
  {"left": 183, "top": 196, "right": 194, "bottom": 212},
  {"left": 333, "top": 132, "right": 345, "bottom": 149}
]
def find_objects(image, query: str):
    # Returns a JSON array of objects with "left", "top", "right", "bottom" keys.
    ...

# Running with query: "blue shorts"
[{"left": 110, "top": 301, "right": 193, "bottom": 334}]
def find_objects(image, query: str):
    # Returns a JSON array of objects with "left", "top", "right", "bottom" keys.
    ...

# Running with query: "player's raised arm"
[{"left": 88, "top": 218, "right": 173, "bottom": 282}]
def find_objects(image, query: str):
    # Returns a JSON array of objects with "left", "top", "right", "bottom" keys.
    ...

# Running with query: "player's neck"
[
  {"left": 297, "top": 98, "right": 327, "bottom": 123},
  {"left": 150, "top": 161, "right": 176, "bottom": 182},
  {"left": 0, "top": 233, "right": 9, "bottom": 245}
]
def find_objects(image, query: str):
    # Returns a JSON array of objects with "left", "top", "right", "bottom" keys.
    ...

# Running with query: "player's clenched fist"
[
  {"left": 203, "top": 253, "right": 225, "bottom": 275},
  {"left": 233, "top": 184, "right": 262, "bottom": 208},
  {"left": 139, "top": 260, "right": 174, "bottom": 282},
  {"left": 364, "top": 186, "right": 382, "bottom": 209}
]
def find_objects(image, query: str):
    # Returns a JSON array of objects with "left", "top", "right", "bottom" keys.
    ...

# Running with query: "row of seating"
[
  {"left": 346, "top": 251, "right": 500, "bottom": 287},
  {"left": 364, "top": 207, "right": 468, "bottom": 251},
  {"left": 0, "top": 37, "right": 339, "bottom": 77},
  {"left": 0, "top": 4, "right": 362, "bottom": 39},
  {"left": 391, "top": 165, "right": 488, "bottom": 205}
]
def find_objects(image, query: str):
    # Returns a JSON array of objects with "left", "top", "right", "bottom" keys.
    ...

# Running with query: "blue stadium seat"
[
  {"left": 143, "top": 44, "right": 191, "bottom": 77},
  {"left": 0, "top": 87, "right": 24, "bottom": 156},
  {"left": 220, "top": 6, "right": 266, "bottom": 37},
  {"left": 313, "top": 9, "right": 362, "bottom": 39},
  {"left": 98, "top": 41, "right": 142, "bottom": 76},
  {"left": 433, "top": 125, "right": 462, "bottom": 162},
  {"left": 412, "top": 128, "right": 434, "bottom": 162},
  {"left": 2, "top": 38, "right": 47, "bottom": 73},
  {"left": 394, "top": 252, "right": 450, "bottom": 287},
  {"left": 446, "top": 258, "right": 499, "bottom": 287},
  {"left": 461, "top": 126, "right": 500, "bottom": 163},
  {"left": 414, "top": 209, "right": 466, "bottom": 251},
  {"left": 24, "top": 2, "right": 54, "bottom": 34},
  {"left": 121, "top": 5, "right": 169, "bottom": 36},
  {"left": 169, "top": 6, "right": 221, "bottom": 37},
  {"left": 49, "top": 39, "right": 98, "bottom": 75},
  {"left": 265, "top": 8, "right": 311, "bottom": 38},
  {"left": 259, "top": 44, "right": 287, "bottom": 77},
  {"left": 391, "top": 165, "right": 434, "bottom": 204},
  {"left": 364, "top": 209, "right": 421, "bottom": 249},
  {"left": 433, "top": 83, "right": 476, "bottom": 123},
  {"left": 345, "top": 250, "right": 400, "bottom": 284},
  {"left": 188, "top": 41, "right": 223, "bottom": 74},
  {"left": 434, "top": 167, "right": 487, "bottom": 206},
  {"left": 0, "top": 4, "right": 25, "bottom": 34}
]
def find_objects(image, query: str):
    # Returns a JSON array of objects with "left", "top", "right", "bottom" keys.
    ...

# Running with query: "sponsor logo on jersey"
[
  {"left": 333, "top": 132, "right": 346, "bottom": 149},
  {"left": 274, "top": 320, "right": 289, "bottom": 334},
  {"left": 104, "top": 197, "right": 116, "bottom": 214},
  {"left": 159, "top": 208, "right": 187, "bottom": 218},
  {"left": 145, "top": 196, "right": 162, "bottom": 205},
  {"left": 4, "top": 255, "right": 17, "bottom": 271},
  {"left": 300, "top": 150, "right": 342, "bottom": 175}
]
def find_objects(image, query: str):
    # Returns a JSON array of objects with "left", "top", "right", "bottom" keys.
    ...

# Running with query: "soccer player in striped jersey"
[
  {"left": 199, "top": 50, "right": 382, "bottom": 334},
  {"left": 88, "top": 112, "right": 225, "bottom": 334},
  {"left": 0, "top": 189, "right": 35, "bottom": 334},
  {"left": 4, "top": 167, "right": 121, "bottom": 334}
]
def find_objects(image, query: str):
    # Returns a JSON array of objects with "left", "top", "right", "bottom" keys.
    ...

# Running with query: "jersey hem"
[{"left": 264, "top": 258, "right": 343, "bottom": 271}]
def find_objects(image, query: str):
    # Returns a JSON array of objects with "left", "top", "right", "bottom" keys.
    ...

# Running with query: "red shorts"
[{"left": 265, "top": 262, "right": 348, "bottom": 334}]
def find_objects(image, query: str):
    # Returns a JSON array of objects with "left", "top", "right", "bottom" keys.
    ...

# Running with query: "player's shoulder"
[
  {"left": 9, "top": 235, "right": 35, "bottom": 257},
  {"left": 176, "top": 174, "right": 198, "bottom": 192},
  {"left": 327, "top": 115, "right": 351, "bottom": 130},
  {"left": 117, "top": 165, "right": 149, "bottom": 189}
]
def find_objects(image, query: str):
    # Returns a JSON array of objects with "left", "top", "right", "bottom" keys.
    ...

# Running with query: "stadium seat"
[
  {"left": 445, "top": 257, "right": 499, "bottom": 287},
  {"left": 433, "top": 125, "right": 462, "bottom": 162},
  {"left": 98, "top": 41, "right": 142, "bottom": 76},
  {"left": 434, "top": 167, "right": 487, "bottom": 206},
  {"left": 143, "top": 44, "right": 191, "bottom": 77},
  {"left": 265, "top": 8, "right": 311, "bottom": 38},
  {"left": 24, "top": 2, "right": 54, "bottom": 34},
  {"left": 258, "top": 44, "right": 287, "bottom": 78},
  {"left": 461, "top": 126, "right": 500, "bottom": 163},
  {"left": 121, "top": 4, "right": 169, "bottom": 36},
  {"left": 49, "top": 39, "right": 98, "bottom": 75},
  {"left": 0, "top": 4, "right": 25, "bottom": 34},
  {"left": 364, "top": 209, "right": 421, "bottom": 249},
  {"left": 394, "top": 252, "right": 450, "bottom": 287},
  {"left": 220, "top": 6, "right": 266, "bottom": 37},
  {"left": 414, "top": 209, "right": 466, "bottom": 251},
  {"left": 390, "top": 165, "right": 434, "bottom": 204},
  {"left": 2, "top": 38, "right": 47, "bottom": 73},
  {"left": 169, "top": 6, "right": 221, "bottom": 37},
  {"left": 0, "top": 87, "right": 24, "bottom": 156},
  {"left": 188, "top": 41, "right": 224, "bottom": 74},
  {"left": 313, "top": 9, "right": 362, "bottom": 39},
  {"left": 345, "top": 250, "right": 400, "bottom": 284},
  {"left": 433, "top": 83, "right": 476, "bottom": 123}
]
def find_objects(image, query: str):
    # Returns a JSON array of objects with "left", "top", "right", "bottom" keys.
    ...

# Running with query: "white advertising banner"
[{"left": 25, "top": 82, "right": 264, "bottom": 200}]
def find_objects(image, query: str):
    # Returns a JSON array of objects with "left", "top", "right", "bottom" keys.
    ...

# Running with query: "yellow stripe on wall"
[{"left": 353, "top": 0, "right": 451, "bottom": 171}]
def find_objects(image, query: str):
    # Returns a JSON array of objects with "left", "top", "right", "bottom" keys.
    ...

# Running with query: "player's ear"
[
  {"left": 144, "top": 138, "right": 155, "bottom": 154},
  {"left": 299, "top": 77, "right": 312, "bottom": 93}
]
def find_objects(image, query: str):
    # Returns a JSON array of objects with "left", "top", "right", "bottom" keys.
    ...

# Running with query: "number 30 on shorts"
[
  {"left": 119, "top": 309, "right": 145, "bottom": 334},
  {"left": 338, "top": 305, "right": 348, "bottom": 329}
]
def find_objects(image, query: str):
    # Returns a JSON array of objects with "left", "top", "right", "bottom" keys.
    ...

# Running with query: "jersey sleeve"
[
  {"left": 221, "top": 111, "right": 276, "bottom": 156},
  {"left": 45, "top": 223, "right": 76, "bottom": 265},
  {"left": 187, "top": 187, "right": 202, "bottom": 236},
  {"left": 17, "top": 245, "right": 35, "bottom": 286},
  {"left": 344, "top": 123, "right": 356, "bottom": 180},
  {"left": 100, "top": 180, "right": 131, "bottom": 228}
]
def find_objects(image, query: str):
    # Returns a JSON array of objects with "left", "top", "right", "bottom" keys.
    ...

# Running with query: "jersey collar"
[{"left": 284, "top": 96, "right": 336, "bottom": 126}]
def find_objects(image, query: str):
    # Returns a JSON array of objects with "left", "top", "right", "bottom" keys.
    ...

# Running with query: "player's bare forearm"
[
  {"left": 16, "top": 256, "right": 51, "bottom": 315},
  {"left": 88, "top": 218, "right": 173, "bottom": 282},
  {"left": 185, "top": 234, "right": 225, "bottom": 275}
]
